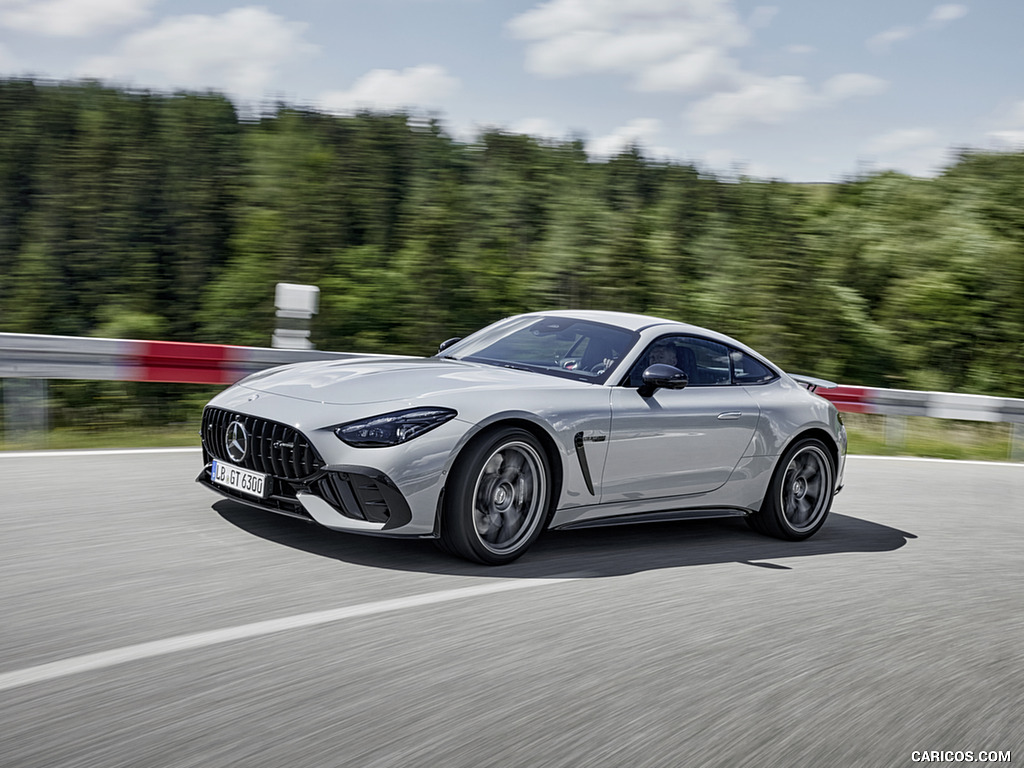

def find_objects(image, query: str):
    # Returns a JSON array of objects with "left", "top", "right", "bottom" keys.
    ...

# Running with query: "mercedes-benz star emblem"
[{"left": 225, "top": 420, "right": 249, "bottom": 463}]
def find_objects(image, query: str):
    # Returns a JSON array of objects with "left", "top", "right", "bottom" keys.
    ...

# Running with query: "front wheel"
[
  {"left": 748, "top": 438, "right": 835, "bottom": 540},
  {"left": 440, "top": 428, "right": 552, "bottom": 565}
]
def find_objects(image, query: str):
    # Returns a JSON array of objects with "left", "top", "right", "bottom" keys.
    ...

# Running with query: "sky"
[{"left": 1, "top": 0, "right": 1023, "bottom": 182}]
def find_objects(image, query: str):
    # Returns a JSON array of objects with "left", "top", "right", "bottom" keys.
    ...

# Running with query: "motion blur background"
[
  {"left": 1, "top": 8, "right": 1022, "bottom": 766},
  {"left": 1, "top": 1, "right": 1022, "bottom": 443}
]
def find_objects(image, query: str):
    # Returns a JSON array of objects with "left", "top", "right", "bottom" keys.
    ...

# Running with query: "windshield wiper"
[{"left": 461, "top": 357, "right": 545, "bottom": 374}]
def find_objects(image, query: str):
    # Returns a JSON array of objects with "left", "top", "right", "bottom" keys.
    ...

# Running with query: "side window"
[
  {"left": 624, "top": 336, "right": 732, "bottom": 387},
  {"left": 730, "top": 350, "right": 777, "bottom": 385},
  {"left": 684, "top": 338, "right": 731, "bottom": 385}
]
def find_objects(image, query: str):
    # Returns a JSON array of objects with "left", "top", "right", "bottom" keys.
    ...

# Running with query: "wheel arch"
[
  {"left": 780, "top": 426, "right": 840, "bottom": 473},
  {"left": 436, "top": 417, "right": 565, "bottom": 534},
  {"left": 747, "top": 425, "right": 840, "bottom": 540}
]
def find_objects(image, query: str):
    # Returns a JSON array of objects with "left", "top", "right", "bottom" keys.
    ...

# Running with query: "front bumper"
[
  {"left": 197, "top": 404, "right": 421, "bottom": 535},
  {"left": 196, "top": 462, "right": 417, "bottom": 533}
]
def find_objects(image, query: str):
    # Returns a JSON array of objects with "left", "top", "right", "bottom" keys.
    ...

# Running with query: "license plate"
[{"left": 211, "top": 459, "right": 267, "bottom": 499}]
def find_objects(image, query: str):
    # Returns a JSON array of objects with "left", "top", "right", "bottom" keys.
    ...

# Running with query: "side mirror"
[
  {"left": 638, "top": 364, "right": 688, "bottom": 398},
  {"left": 438, "top": 337, "right": 462, "bottom": 353}
]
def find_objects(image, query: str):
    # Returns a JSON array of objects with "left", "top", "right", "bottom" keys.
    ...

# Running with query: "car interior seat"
[{"left": 676, "top": 345, "right": 697, "bottom": 383}]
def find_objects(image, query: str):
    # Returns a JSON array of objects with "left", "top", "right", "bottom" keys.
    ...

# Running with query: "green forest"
[{"left": 3, "top": 79, "right": 1024, "bottom": 400}]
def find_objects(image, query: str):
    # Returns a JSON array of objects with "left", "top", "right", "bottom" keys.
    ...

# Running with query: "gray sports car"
[{"left": 197, "top": 311, "right": 846, "bottom": 564}]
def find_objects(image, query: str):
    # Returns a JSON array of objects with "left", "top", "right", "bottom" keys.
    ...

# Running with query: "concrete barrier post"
[
  {"left": 884, "top": 414, "right": 906, "bottom": 448},
  {"left": 2, "top": 378, "right": 48, "bottom": 448},
  {"left": 272, "top": 283, "right": 319, "bottom": 350},
  {"left": 1011, "top": 423, "right": 1024, "bottom": 462}
]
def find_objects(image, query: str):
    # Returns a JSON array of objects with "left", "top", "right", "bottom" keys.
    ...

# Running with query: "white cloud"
[
  {"left": 634, "top": 46, "right": 742, "bottom": 93},
  {"left": 0, "top": 0, "right": 153, "bottom": 37},
  {"left": 861, "top": 128, "right": 947, "bottom": 176},
  {"left": 748, "top": 6, "right": 778, "bottom": 28},
  {"left": 864, "top": 128, "right": 940, "bottom": 155},
  {"left": 687, "top": 72, "right": 886, "bottom": 134},
  {"left": 508, "top": 117, "right": 565, "bottom": 139},
  {"left": 1009, "top": 101, "right": 1024, "bottom": 125},
  {"left": 928, "top": 4, "right": 968, "bottom": 25},
  {"left": 868, "top": 4, "right": 968, "bottom": 52},
  {"left": 507, "top": 0, "right": 750, "bottom": 94},
  {"left": 76, "top": 7, "right": 315, "bottom": 101},
  {"left": 506, "top": 116, "right": 676, "bottom": 158},
  {"left": 687, "top": 75, "right": 811, "bottom": 134},
  {"left": 587, "top": 118, "right": 670, "bottom": 158},
  {"left": 867, "top": 25, "right": 915, "bottom": 53},
  {"left": 989, "top": 131, "right": 1024, "bottom": 147},
  {"left": 986, "top": 99, "right": 1024, "bottom": 148},
  {"left": 821, "top": 73, "right": 888, "bottom": 101},
  {"left": 319, "top": 65, "right": 459, "bottom": 113},
  {"left": 507, "top": 1, "right": 887, "bottom": 135},
  {"left": 786, "top": 44, "right": 815, "bottom": 55}
]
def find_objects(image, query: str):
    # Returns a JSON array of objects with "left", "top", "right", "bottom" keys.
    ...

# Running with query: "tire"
[
  {"left": 748, "top": 438, "right": 836, "bottom": 541},
  {"left": 440, "top": 427, "right": 552, "bottom": 565}
]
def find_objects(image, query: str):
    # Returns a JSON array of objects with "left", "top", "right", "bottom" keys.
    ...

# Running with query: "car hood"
[{"left": 236, "top": 356, "right": 583, "bottom": 405}]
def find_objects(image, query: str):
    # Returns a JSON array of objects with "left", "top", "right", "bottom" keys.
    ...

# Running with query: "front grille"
[{"left": 203, "top": 406, "right": 323, "bottom": 480}]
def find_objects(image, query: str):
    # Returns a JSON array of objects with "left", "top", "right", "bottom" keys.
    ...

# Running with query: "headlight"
[{"left": 334, "top": 408, "right": 457, "bottom": 447}]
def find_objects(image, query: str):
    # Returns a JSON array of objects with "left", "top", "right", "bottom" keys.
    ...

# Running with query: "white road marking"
[
  {"left": 0, "top": 447, "right": 201, "bottom": 458},
  {"left": 0, "top": 448, "right": 1016, "bottom": 694},
  {"left": 0, "top": 578, "right": 578, "bottom": 693},
  {"left": 847, "top": 454, "right": 1024, "bottom": 468}
]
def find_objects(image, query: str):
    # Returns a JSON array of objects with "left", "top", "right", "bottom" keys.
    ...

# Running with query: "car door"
[{"left": 598, "top": 335, "right": 761, "bottom": 502}]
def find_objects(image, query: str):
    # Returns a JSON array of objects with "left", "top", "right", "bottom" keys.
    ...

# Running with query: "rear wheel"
[
  {"left": 748, "top": 438, "right": 835, "bottom": 540},
  {"left": 440, "top": 428, "right": 551, "bottom": 565}
]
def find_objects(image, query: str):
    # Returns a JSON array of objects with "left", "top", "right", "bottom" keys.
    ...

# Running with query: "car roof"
[
  {"left": 518, "top": 309, "right": 775, "bottom": 366},
  {"left": 521, "top": 309, "right": 679, "bottom": 332},
  {"left": 521, "top": 309, "right": 736, "bottom": 341}
]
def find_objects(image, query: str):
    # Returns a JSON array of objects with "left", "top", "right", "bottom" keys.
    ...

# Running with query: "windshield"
[{"left": 436, "top": 315, "right": 639, "bottom": 384}]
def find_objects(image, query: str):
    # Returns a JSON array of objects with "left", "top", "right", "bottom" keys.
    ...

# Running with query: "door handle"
[{"left": 717, "top": 412, "right": 743, "bottom": 420}]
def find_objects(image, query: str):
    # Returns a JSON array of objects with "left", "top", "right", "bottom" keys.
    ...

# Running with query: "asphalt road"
[{"left": 1, "top": 451, "right": 1021, "bottom": 768}]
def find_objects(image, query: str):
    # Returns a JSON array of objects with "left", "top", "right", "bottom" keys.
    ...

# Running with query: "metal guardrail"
[
  {"left": 0, "top": 332, "right": 390, "bottom": 445},
  {"left": 2, "top": 331, "right": 1023, "bottom": 455},
  {"left": 817, "top": 384, "right": 1024, "bottom": 425},
  {"left": 0, "top": 332, "right": 365, "bottom": 384},
  {"left": 814, "top": 383, "right": 1024, "bottom": 461}
]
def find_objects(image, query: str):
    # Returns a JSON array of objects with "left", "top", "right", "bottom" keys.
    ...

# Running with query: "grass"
[
  {"left": 3, "top": 412, "right": 1021, "bottom": 463},
  {"left": 842, "top": 413, "right": 1022, "bottom": 462},
  {"left": 2, "top": 425, "right": 201, "bottom": 451}
]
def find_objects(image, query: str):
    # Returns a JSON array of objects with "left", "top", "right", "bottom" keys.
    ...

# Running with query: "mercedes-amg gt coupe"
[{"left": 198, "top": 311, "right": 846, "bottom": 564}]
